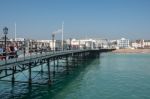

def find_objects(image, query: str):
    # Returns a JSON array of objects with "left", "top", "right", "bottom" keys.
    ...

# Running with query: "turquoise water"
[{"left": 1, "top": 53, "right": 150, "bottom": 99}]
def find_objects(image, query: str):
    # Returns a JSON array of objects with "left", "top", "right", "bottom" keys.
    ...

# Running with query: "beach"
[{"left": 112, "top": 49, "right": 150, "bottom": 53}]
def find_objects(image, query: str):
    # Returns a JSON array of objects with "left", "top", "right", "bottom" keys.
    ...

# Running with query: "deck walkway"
[{"left": 0, "top": 49, "right": 114, "bottom": 84}]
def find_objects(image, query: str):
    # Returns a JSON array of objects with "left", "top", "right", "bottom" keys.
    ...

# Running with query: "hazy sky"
[{"left": 0, "top": 0, "right": 150, "bottom": 40}]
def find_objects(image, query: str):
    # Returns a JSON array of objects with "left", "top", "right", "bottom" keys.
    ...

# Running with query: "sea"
[{"left": 0, "top": 52, "right": 150, "bottom": 99}]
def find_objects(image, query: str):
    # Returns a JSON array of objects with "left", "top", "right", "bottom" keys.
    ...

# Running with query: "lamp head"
[{"left": 3, "top": 27, "right": 8, "bottom": 35}]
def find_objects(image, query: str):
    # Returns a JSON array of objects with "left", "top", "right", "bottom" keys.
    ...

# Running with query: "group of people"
[{"left": 0, "top": 43, "right": 18, "bottom": 60}]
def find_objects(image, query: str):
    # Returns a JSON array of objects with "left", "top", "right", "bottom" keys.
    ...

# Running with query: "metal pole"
[
  {"left": 76, "top": 53, "right": 79, "bottom": 67},
  {"left": 47, "top": 59, "right": 51, "bottom": 85},
  {"left": 53, "top": 57, "right": 55, "bottom": 76},
  {"left": 4, "top": 34, "right": 7, "bottom": 75},
  {"left": 52, "top": 34, "right": 55, "bottom": 53},
  {"left": 3, "top": 27, "right": 8, "bottom": 75},
  {"left": 66, "top": 56, "right": 69, "bottom": 74},
  {"left": 40, "top": 61, "right": 43, "bottom": 73},
  {"left": 79, "top": 40, "right": 80, "bottom": 50},
  {"left": 62, "top": 22, "right": 64, "bottom": 51},
  {"left": 15, "top": 22, "right": 16, "bottom": 41},
  {"left": 24, "top": 39, "right": 26, "bottom": 60},
  {"left": 28, "top": 63, "right": 32, "bottom": 85},
  {"left": 72, "top": 53, "right": 75, "bottom": 68},
  {"left": 69, "top": 38, "right": 72, "bottom": 50},
  {"left": 5, "top": 34, "right": 6, "bottom": 60},
  {"left": 12, "top": 65, "right": 15, "bottom": 84},
  {"left": 57, "top": 58, "right": 59, "bottom": 72}
]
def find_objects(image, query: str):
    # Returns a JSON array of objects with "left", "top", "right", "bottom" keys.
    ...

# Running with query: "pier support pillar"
[
  {"left": 53, "top": 57, "right": 55, "bottom": 76},
  {"left": 66, "top": 56, "right": 69, "bottom": 75},
  {"left": 5, "top": 61, "right": 7, "bottom": 76},
  {"left": 40, "top": 61, "right": 43, "bottom": 73},
  {"left": 57, "top": 58, "right": 59, "bottom": 72},
  {"left": 76, "top": 53, "right": 79, "bottom": 67},
  {"left": 12, "top": 65, "right": 15, "bottom": 84},
  {"left": 47, "top": 59, "right": 51, "bottom": 85},
  {"left": 72, "top": 53, "right": 75, "bottom": 68},
  {"left": 28, "top": 63, "right": 32, "bottom": 85}
]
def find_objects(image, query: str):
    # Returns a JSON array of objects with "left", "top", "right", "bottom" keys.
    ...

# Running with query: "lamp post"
[
  {"left": 52, "top": 33, "right": 55, "bottom": 53},
  {"left": 79, "top": 39, "right": 80, "bottom": 50},
  {"left": 23, "top": 39, "right": 26, "bottom": 60},
  {"left": 3, "top": 27, "right": 8, "bottom": 60},
  {"left": 69, "top": 38, "right": 72, "bottom": 50}
]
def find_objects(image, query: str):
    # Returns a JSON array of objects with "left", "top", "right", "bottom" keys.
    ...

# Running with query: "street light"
[
  {"left": 69, "top": 38, "right": 72, "bottom": 50},
  {"left": 52, "top": 33, "right": 55, "bottom": 53},
  {"left": 3, "top": 27, "right": 8, "bottom": 60}
]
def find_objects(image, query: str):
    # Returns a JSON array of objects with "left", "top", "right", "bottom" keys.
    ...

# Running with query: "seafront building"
[
  {"left": 1, "top": 35, "right": 150, "bottom": 54},
  {"left": 117, "top": 38, "right": 130, "bottom": 49},
  {"left": 66, "top": 38, "right": 113, "bottom": 50},
  {"left": 79, "top": 39, "right": 96, "bottom": 49},
  {"left": 143, "top": 40, "right": 150, "bottom": 48},
  {"left": 27, "top": 39, "right": 66, "bottom": 52},
  {"left": 0, "top": 32, "right": 133, "bottom": 52},
  {"left": 131, "top": 40, "right": 150, "bottom": 49},
  {"left": 131, "top": 40, "right": 144, "bottom": 49},
  {"left": 66, "top": 38, "right": 96, "bottom": 50},
  {"left": 94, "top": 38, "right": 110, "bottom": 49}
]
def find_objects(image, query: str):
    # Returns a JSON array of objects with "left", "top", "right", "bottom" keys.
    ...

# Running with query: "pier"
[{"left": 0, "top": 49, "right": 114, "bottom": 85}]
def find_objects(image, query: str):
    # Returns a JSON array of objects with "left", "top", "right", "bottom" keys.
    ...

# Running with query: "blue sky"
[{"left": 0, "top": 0, "right": 150, "bottom": 40}]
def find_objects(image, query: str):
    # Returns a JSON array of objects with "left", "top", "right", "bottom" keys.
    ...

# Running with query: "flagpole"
[
  {"left": 62, "top": 22, "right": 64, "bottom": 51},
  {"left": 15, "top": 22, "right": 16, "bottom": 41}
]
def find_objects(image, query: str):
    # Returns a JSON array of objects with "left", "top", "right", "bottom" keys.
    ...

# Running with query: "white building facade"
[
  {"left": 143, "top": 40, "right": 150, "bottom": 48},
  {"left": 117, "top": 38, "right": 130, "bottom": 49}
]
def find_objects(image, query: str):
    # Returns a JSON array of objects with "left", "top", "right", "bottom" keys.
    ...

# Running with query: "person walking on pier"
[
  {"left": 0, "top": 46, "right": 4, "bottom": 60},
  {"left": 14, "top": 44, "right": 18, "bottom": 58},
  {"left": 9, "top": 45, "right": 15, "bottom": 59}
]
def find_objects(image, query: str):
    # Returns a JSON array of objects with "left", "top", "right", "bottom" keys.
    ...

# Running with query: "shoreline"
[{"left": 112, "top": 49, "right": 150, "bottom": 53}]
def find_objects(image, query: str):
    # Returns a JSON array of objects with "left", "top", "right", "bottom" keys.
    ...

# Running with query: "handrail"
[
  {"left": 0, "top": 49, "right": 90, "bottom": 65},
  {"left": 0, "top": 48, "right": 114, "bottom": 66}
]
